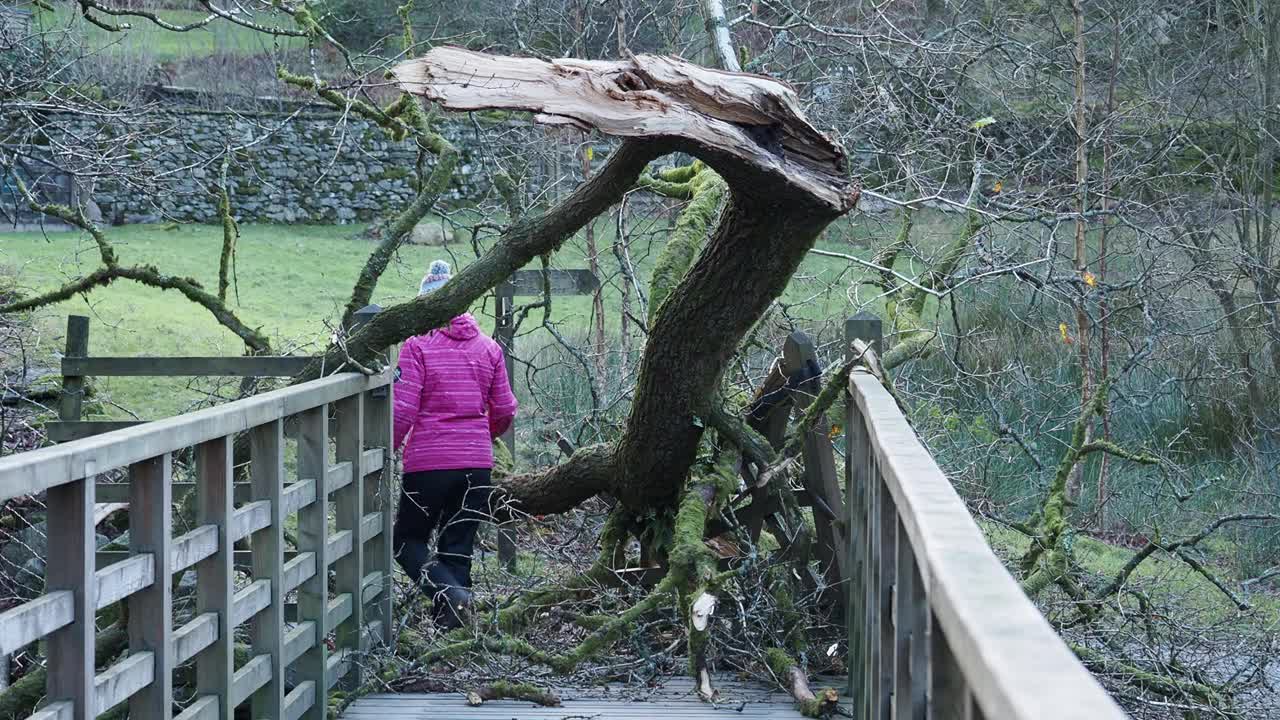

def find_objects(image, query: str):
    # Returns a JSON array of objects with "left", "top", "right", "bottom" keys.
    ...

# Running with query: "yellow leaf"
[
  {"left": 1059, "top": 322, "right": 1070, "bottom": 344},
  {"left": 992, "top": 180, "right": 1003, "bottom": 193},
  {"left": 1083, "top": 270, "right": 1097, "bottom": 287},
  {"left": 585, "top": 146, "right": 594, "bottom": 162}
]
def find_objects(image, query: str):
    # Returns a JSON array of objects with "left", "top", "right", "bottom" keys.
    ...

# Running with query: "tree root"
[{"left": 466, "top": 681, "right": 561, "bottom": 707}]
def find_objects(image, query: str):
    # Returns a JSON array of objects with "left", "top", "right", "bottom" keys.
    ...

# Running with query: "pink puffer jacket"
[{"left": 392, "top": 313, "right": 518, "bottom": 472}]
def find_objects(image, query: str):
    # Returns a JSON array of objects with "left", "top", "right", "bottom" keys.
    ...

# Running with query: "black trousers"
[{"left": 393, "top": 468, "right": 493, "bottom": 604}]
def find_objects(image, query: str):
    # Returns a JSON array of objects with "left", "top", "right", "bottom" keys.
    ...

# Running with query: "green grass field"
[
  {"left": 33, "top": 4, "right": 306, "bottom": 61},
  {"left": 0, "top": 215, "right": 910, "bottom": 419}
]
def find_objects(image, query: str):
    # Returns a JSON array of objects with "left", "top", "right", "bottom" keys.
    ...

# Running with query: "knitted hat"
[{"left": 419, "top": 259, "right": 451, "bottom": 296}]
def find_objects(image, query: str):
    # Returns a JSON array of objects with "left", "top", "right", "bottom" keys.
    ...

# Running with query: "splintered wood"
[{"left": 392, "top": 47, "right": 855, "bottom": 212}]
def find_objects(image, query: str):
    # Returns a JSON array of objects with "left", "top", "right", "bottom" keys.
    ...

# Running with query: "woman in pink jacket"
[{"left": 393, "top": 260, "right": 518, "bottom": 628}]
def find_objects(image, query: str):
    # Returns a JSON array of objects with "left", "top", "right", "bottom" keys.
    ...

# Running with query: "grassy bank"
[
  {"left": 0, "top": 213, "right": 902, "bottom": 419},
  {"left": 33, "top": 4, "right": 305, "bottom": 61}
]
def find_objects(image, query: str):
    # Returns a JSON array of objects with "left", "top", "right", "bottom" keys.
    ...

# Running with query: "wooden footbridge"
[{"left": 0, "top": 316, "right": 1128, "bottom": 720}]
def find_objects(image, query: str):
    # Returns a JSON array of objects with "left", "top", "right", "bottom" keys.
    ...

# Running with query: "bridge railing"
[
  {"left": 843, "top": 316, "right": 1127, "bottom": 719},
  {"left": 0, "top": 369, "right": 395, "bottom": 720}
]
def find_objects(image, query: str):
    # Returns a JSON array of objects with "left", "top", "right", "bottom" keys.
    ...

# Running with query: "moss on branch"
[{"left": 641, "top": 163, "right": 727, "bottom": 326}]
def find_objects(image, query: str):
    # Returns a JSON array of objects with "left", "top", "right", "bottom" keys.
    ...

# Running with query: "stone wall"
[{"left": 15, "top": 107, "right": 599, "bottom": 226}]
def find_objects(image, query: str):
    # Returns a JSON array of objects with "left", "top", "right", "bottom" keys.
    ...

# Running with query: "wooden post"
[
  {"left": 44, "top": 474, "right": 94, "bottom": 720},
  {"left": 875, "top": 468, "right": 897, "bottom": 720},
  {"left": 249, "top": 420, "right": 285, "bottom": 720},
  {"left": 59, "top": 315, "right": 89, "bottom": 426},
  {"left": 195, "top": 437, "right": 234, "bottom": 718},
  {"left": 493, "top": 285, "right": 518, "bottom": 571},
  {"left": 846, "top": 313, "right": 881, "bottom": 712},
  {"left": 296, "top": 406, "right": 330, "bottom": 720},
  {"left": 128, "top": 454, "right": 173, "bottom": 720},
  {"left": 352, "top": 305, "right": 394, "bottom": 647},
  {"left": 333, "top": 393, "right": 365, "bottom": 689},
  {"left": 929, "top": 611, "right": 969, "bottom": 720},
  {"left": 782, "top": 331, "right": 847, "bottom": 594}
]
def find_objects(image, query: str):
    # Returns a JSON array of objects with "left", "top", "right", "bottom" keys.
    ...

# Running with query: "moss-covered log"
[
  {"left": 466, "top": 681, "right": 561, "bottom": 707},
  {"left": 764, "top": 648, "right": 838, "bottom": 717}
]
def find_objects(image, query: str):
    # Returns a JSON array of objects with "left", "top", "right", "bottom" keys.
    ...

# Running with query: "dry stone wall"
[{"left": 19, "top": 108, "right": 598, "bottom": 225}]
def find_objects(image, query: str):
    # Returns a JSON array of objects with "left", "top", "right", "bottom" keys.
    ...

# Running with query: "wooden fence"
[
  {"left": 842, "top": 315, "right": 1127, "bottom": 719},
  {"left": 0, "top": 369, "right": 395, "bottom": 720}
]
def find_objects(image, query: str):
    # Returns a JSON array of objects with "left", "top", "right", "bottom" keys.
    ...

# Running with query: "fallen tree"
[{"left": 358, "top": 46, "right": 856, "bottom": 709}]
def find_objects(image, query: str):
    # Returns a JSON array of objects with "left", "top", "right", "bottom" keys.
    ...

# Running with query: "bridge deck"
[{"left": 340, "top": 675, "right": 829, "bottom": 719}]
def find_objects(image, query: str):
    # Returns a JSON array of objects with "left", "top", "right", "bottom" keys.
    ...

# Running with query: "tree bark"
[{"left": 380, "top": 48, "right": 856, "bottom": 514}]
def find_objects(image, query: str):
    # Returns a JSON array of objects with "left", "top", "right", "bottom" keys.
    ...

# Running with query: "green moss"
[
  {"left": 764, "top": 647, "right": 794, "bottom": 678},
  {"left": 645, "top": 166, "right": 727, "bottom": 327},
  {"left": 371, "top": 166, "right": 412, "bottom": 182}
]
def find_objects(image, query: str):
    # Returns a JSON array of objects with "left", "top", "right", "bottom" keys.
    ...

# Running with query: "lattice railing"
[{"left": 0, "top": 370, "right": 394, "bottom": 720}]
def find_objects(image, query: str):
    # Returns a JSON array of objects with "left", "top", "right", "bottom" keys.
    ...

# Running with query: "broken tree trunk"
[{"left": 383, "top": 48, "right": 858, "bottom": 514}]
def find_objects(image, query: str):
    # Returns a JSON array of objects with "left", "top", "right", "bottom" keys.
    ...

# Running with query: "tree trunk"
[
  {"left": 1067, "top": 0, "right": 1092, "bottom": 503},
  {"left": 386, "top": 48, "right": 856, "bottom": 514}
]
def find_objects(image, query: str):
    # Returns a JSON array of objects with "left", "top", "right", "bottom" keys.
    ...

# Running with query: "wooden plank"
[
  {"left": 249, "top": 419, "right": 285, "bottom": 720},
  {"left": 326, "top": 461, "right": 353, "bottom": 495},
  {"left": 194, "top": 438, "right": 234, "bottom": 718},
  {"left": 283, "top": 682, "right": 315, "bottom": 720},
  {"left": 94, "top": 502, "right": 129, "bottom": 526},
  {"left": 44, "top": 476, "right": 94, "bottom": 720},
  {"left": 845, "top": 312, "right": 878, "bottom": 714},
  {"left": 94, "top": 651, "right": 154, "bottom": 715},
  {"left": 333, "top": 393, "right": 364, "bottom": 690},
  {"left": 170, "top": 525, "right": 218, "bottom": 573},
  {"left": 172, "top": 613, "right": 218, "bottom": 667},
  {"left": 95, "top": 554, "right": 154, "bottom": 610},
  {"left": 283, "top": 552, "right": 317, "bottom": 594},
  {"left": 326, "top": 593, "right": 353, "bottom": 630},
  {"left": 361, "top": 386, "right": 394, "bottom": 646},
  {"left": 361, "top": 571, "right": 384, "bottom": 605},
  {"left": 281, "top": 479, "right": 317, "bottom": 517},
  {"left": 930, "top": 613, "right": 969, "bottom": 719},
  {"left": 97, "top": 483, "right": 252, "bottom": 505},
  {"left": 27, "top": 701, "right": 73, "bottom": 720},
  {"left": 894, "top": 516, "right": 916, "bottom": 720},
  {"left": 876, "top": 470, "right": 896, "bottom": 720},
  {"left": 782, "top": 332, "right": 846, "bottom": 593},
  {"left": 0, "top": 592, "right": 74, "bottom": 655},
  {"left": 324, "top": 648, "right": 353, "bottom": 690},
  {"left": 48, "top": 421, "right": 145, "bottom": 443},
  {"left": 283, "top": 622, "right": 317, "bottom": 667},
  {"left": 360, "top": 448, "right": 384, "bottom": 476},
  {"left": 361, "top": 512, "right": 382, "bottom": 541},
  {"left": 849, "top": 375, "right": 1127, "bottom": 720},
  {"left": 230, "top": 655, "right": 273, "bottom": 708},
  {"left": 0, "top": 370, "right": 390, "bottom": 503},
  {"left": 493, "top": 286, "right": 518, "bottom": 573},
  {"left": 296, "top": 406, "right": 329, "bottom": 720},
  {"left": 327, "top": 530, "right": 353, "bottom": 566},
  {"left": 127, "top": 453, "right": 171, "bottom": 719},
  {"left": 230, "top": 501, "right": 272, "bottom": 544},
  {"left": 231, "top": 580, "right": 271, "bottom": 628},
  {"left": 172, "top": 695, "right": 218, "bottom": 720},
  {"left": 58, "top": 316, "right": 88, "bottom": 424},
  {"left": 61, "top": 356, "right": 313, "bottom": 378},
  {"left": 503, "top": 268, "right": 599, "bottom": 296}
]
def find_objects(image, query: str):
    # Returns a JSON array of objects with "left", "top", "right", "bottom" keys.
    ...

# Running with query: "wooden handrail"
[
  {"left": 844, "top": 362, "right": 1128, "bottom": 718},
  {"left": 0, "top": 371, "right": 384, "bottom": 501},
  {"left": 0, "top": 370, "right": 396, "bottom": 720}
]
